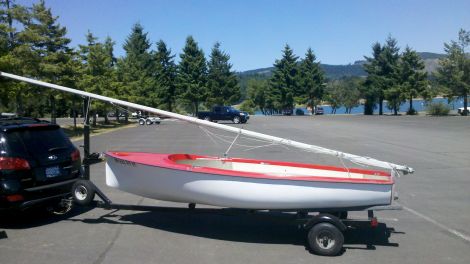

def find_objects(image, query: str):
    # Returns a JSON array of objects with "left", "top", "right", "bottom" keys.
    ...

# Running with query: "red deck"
[{"left": 106, "top": 151, "right": 393, "bottom": 184}]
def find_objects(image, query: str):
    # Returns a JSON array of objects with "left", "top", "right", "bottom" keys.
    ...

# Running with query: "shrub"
[
  {"left": 426, "top": 102, "right": 450, "bottom": 116},
  {"left": 239, "top": 100, "right": 255, "bottom": 115}
]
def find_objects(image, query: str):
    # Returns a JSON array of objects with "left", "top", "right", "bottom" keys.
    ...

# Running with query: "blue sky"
[{"left": 18, "top": 0, "right": 470, "bottom": 71}]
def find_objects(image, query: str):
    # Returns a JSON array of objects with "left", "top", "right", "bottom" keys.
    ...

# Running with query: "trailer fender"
[{"left": 304, "top": 213, "right": 347, "bottom": 232}]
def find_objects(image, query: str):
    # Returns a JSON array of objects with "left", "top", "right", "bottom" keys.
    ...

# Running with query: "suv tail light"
[
  {"left": 71, "top": 149, "right": 80, "bottom": 161},
  {"left": 0, "top": 157, "right": 31, "bottom": 170}
]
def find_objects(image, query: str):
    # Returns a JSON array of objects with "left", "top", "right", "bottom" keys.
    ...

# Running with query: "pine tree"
[
  {"left": 117, "top": 23, "right": 155, "bottom": 114},
  {"left": 153, "top": 40, "right": 177, "bottom": 112},
  {"left": 207, "top": 42, "right": 240, "bottom": 106},
  {"left": 437, "top": 29, "right": 470, "bottom": 115},
  {"left": 381, "top": 37, "right": 401, "bottom": 115},
  {"left": 78, "top": 32, "right": 117, "bottom": 124},
  {"left": 363, "top": 36, "right": 400, "bottom": 115},
  {"left": 398, "top": 46, "right": 427, "bottom": 115},
  {"left": 177, "top": 36, "right": 207, "bottom": 114},
  {"left": 298, "top": 48, "right": 325, "bottom": 113},
  {"left": 0, "top": 0, "right": 35, "bottom": 114},
  {"left": 14, "top": 0, "right": 73, "bottom": 121},
  {"left": 362, "top": 42, "right": 383, "bottom": 115},
  {"left": 269, "top": 44, "right": 299, "bottom": 111}
]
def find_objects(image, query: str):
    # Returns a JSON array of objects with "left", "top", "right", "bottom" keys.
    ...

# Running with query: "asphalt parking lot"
[{"left": 1, "top": 115, "right": 470, "bottom": 264}]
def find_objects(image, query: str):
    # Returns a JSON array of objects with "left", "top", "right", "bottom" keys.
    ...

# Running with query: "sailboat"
[{"left": 1, "top": 71, "right": 413, "bottom": 210}]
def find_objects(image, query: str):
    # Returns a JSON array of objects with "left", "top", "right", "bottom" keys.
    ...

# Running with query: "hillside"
[
  {"left": 237, "top": 52, "right": 444, "bottom": 97},
  {"left": 238, "top": 52, "right": 444, "bottom": 80}
]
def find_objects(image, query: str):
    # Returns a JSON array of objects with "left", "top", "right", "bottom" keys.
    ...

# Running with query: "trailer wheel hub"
[
  {"left": 74, "top": 185, "right": 88, "bottom": 201},
  {"left": 316, "top": 231, "right": 336, "bottom": 250}
]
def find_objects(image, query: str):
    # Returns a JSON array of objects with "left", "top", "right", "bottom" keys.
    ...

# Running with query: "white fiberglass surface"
[{"left": 176, "top": 158, "right": 389, "bottom": 180}]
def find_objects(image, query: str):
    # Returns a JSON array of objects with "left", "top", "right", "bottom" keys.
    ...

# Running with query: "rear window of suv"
[{"left": 2, "top": 127, "right": 73, "bottom": 157}]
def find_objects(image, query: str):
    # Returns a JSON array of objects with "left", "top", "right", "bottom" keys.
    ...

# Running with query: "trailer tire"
[
  {"left": 72, "top": 180, "right": 96, "bottom": 206},
  {"left": 146, "top": 119, "right": 152, "bottom": 125},
  {"left": 139, "top": 119, "right": 145, "bottom": 125},
  {"left": 308, "top": 222, "right": 344, "bottom": 256}
]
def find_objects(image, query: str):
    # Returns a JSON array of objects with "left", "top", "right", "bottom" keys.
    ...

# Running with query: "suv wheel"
[
  {"left": 233, "top": 116, "right": 241, "bottom": 124},
  {"left": 203, "top": 116, "right": 211, "bottom": 122}
]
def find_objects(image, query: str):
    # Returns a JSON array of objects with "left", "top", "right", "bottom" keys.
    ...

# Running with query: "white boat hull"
[{"left": 105, "top": 156, "right": 393, "bottom": 210}]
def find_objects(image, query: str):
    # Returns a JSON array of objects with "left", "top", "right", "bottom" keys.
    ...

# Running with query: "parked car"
[
  {"left": 282, "top": 108, "right": 293, "bottom": 116},
  {"left": 138, "top": 116, "right": 161, "bottom": 125},
  {"left": 314, "top": 106, "right": 324, "bottom": 115},
  {"left": 457, "top": 107, "right": 469, "bottom": 115},
  {"left": 197, "top": 106, "right": 249, "bottom": 124},
  {"left": 0, "top": 117, "right": 81, "bottom": 212}
]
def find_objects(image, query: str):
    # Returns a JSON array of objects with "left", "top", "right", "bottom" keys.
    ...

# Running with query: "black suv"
[{"left": 0, "top": 117, "right": 81, "bottom": 211}]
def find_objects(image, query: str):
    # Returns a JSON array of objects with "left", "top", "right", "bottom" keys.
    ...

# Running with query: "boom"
[{"left": 0, "top": 71, "right": 414, "bottom": 174}]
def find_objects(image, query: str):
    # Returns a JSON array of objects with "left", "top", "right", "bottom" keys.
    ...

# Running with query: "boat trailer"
[
  {"left": 71, "top": 174, "right": 401, "bottom": 256},
  {"left": 68, "top": 109, "right": 402, "bottom": 256}
]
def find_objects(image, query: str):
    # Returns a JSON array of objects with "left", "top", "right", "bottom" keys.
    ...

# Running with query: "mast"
[{"left": 0, "top": 71, "right": 414, "bottom": 174}]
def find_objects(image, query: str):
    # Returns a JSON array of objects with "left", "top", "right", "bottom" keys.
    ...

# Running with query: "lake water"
[{"left": 254, "top": 97, "right": 467, "bottom": 115}]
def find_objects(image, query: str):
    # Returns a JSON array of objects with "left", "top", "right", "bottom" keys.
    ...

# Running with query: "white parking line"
[{"left": 401, "top": 204, "right": 470, "bottom": 243}]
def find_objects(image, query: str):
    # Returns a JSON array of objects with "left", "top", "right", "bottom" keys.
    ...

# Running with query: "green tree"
[
  {"left": 298, "top": 48, "right": 325, "bottom": 113},
  {"left": 78, "top": 32, "right": 118, "bottom": 124},
  {"left": 153, "top": 40, "right": 177, "bottom": 112},
  {"left": 0, "top": 0, "right": 31, "bottom": 113},
  {"left": 398, "top": 46, "right": 428, "bottom": 115},
  {"left": 207, "top": 42, "right": 240, "bottom": 106},
  {"left": 177, "top": 36, "right": 207, "bottom": 114},
  {"left": 17, "top": 0, "right": 74, "bottom": 121},
  {"left": 384, "top": 85, "right": 402, "bottom": 115},
  {"left": 363, "top": 36, "right": 400, "bottom": 115},
  {"left": 269, "top": 44, "right": 299, "bottom": 111},
  {"left": 116, "top": 23, "right": 155, "bottom": 122},
  {"left": 362, "top": 42, "right": 383, "bottom": 115},
  {"left": 247, "top": 79, "right": 269, "bottom": 114},
  {"left": 341, "top": 77, "right": 362, "bottom": 113},
  {"left": 437, "top": 29, "right": 470, "bottom": 115},
  {"left": 117, "top": 23, "right": 155, "bottom": 118},
  {"left": 380, "top": 36, "right": 401, "bottom": 115},
  {"left": 325, "top": 80, "right": 342, "bottom": 114}
]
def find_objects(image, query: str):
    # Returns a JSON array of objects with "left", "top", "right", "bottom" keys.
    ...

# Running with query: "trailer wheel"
[
  {"left": 146, "top": 119, "right": 152, "bottom": 125},
  {"left": 72, "top": 180, "right": 96, "bottom": 206},
  {"left": 308, "top": 222, "right": 344, "bottom": 256},
  {"left": 139, "top": 119, "right": 145, "bottom": 125}
]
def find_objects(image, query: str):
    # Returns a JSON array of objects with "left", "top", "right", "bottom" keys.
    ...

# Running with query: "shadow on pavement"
[
  {"left": 71, "top": 208, "right": 402, "bottom": 254},
  {"left": 0, "top": 205, "right": 93, "bottom": 230}
]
